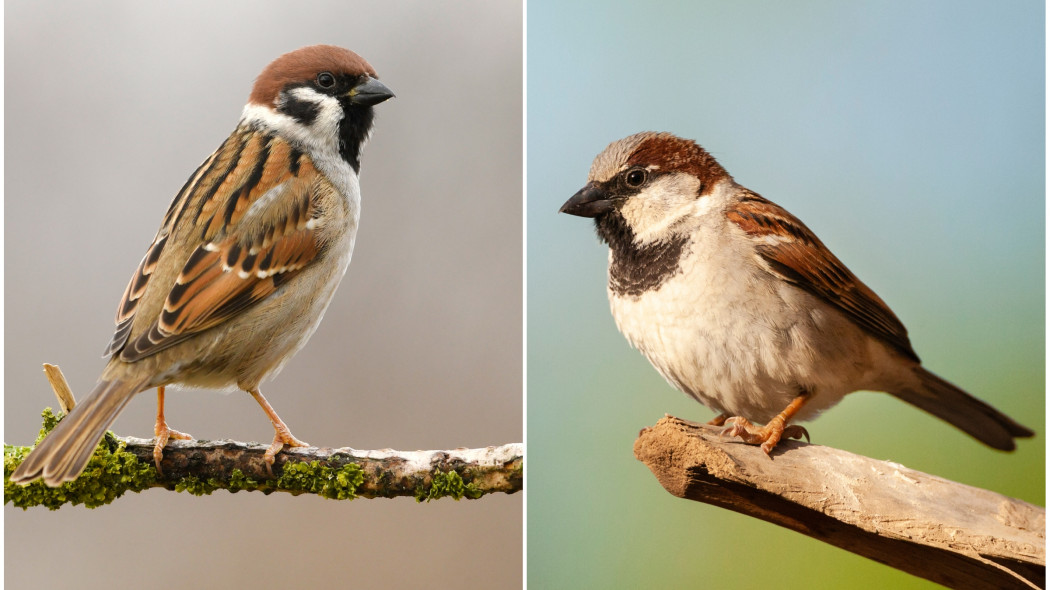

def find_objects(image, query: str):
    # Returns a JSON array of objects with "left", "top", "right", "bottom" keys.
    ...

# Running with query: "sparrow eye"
[
  {"left": 317, "top": 72, "right": 336, "bottom": 88},
  {"left": 624, "top": 168, "right": 648, "bottom": 189}
]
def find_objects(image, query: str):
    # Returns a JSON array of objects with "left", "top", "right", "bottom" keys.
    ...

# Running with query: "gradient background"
[
  {"left": 528, "top": 1, "right": 1043, "bottom": 588},
  {"left": 5, "top": 1, "right": 521, "bottom": 588}
]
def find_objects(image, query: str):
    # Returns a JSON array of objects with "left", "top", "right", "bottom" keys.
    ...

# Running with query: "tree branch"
[
  {"left": 5, "top": 364, "right": 522, "bottom": 509},
  {"left": 634, "top": 415, "right": 1044, "bottom": 590},
  {"left": 6, "top": 415, "right": 522, "bottom": 509}
]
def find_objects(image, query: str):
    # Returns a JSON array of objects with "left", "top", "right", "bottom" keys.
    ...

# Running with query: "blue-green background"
[{"left": 527, "top": 1, "right": 1044, "bottom": 588}]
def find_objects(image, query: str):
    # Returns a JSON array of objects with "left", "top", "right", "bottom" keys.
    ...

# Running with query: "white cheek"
[
  {"left": 621, "top": 177, "right": 736, "bottom": 245},
  {"left": 619, "top": 174, "right": 702, "bottom": 244},
  {"left": 287, "top": 87, "right": 344, "bottom": 139}
]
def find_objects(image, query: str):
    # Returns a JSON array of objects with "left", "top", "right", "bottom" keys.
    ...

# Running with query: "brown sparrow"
[
  {"left": 560, "top": 131, "right": 1034, "bottom": 454},
  {"left": 11, "top": 45, "right": 394, "bottom": 486}
]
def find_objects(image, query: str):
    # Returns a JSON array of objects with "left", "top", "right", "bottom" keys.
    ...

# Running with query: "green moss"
[
  {"left": 36, "top": 407, "right": 62, "bottom": 442},
  {"left": 416, "top": 470, "right": 483, "bottom": 502},
  {"left": 5, "top": 408, "right": 156, "bottom": 510},
  {"left": 8, "top": 408, "right": 497, "bottom": 506},
  {"left": 173, "top": 475, "right": 221, "bottom": 496},
  {"left": 275, "top": 460, "right": 364, "bottom": 500},
  {"left": 228, "top": 469, "right": 259, "bottom": 493}
]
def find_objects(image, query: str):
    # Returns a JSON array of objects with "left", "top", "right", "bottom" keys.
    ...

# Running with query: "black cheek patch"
[{"left": 278, "top": 93, "right": 321, "bottom": 126}]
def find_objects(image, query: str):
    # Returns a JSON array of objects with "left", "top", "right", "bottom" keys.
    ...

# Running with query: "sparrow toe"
[
  {"left": 153, "top": 423, "right": 194, "bottom": 476},
  {"left": 262, "top": 428, "right": 311, "bottom": 475},
  {"left": 783, "top": 425, "right": 810, "bottom": 443},
  {"left": 719, "top": 415, "right": 796, "bottom": 455}
]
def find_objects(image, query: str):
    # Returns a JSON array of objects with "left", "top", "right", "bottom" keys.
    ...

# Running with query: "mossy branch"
[
  {"left": 4, "top": 365, "right": 522, "bottom": 509},
  {"left": 5, "top": 409, "right": 523, "bottom": 509}
]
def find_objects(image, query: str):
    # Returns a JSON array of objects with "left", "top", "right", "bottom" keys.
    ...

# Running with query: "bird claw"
[
  {"left": 719, "top": 416, "right": 807, "bottom": 455},
  {"left": 782, "top": 424, "right": 810, "bottom": 443},
  {"left": 262, "top": 427, "right": 310, "bottom": 476},
  {"left": 153, "top": 423, "right": 194, "bottom": 476}
]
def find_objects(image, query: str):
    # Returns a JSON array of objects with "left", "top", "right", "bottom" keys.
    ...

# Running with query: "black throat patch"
[
  {"left": 337, "top": 98, "right": 375, "bottom": 173},
  {"left": 595, "top": 212, "right": 689, "bottom": 297}
]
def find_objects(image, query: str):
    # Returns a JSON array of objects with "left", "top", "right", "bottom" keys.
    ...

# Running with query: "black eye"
[
  {"left": 317, "top": 72, "right": 336, "bottom": 88},
  {"left": 624, "top": 168, "right": 647, "bottom": 188}
]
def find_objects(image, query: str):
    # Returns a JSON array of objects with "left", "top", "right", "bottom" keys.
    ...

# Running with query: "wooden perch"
[
  {"left": 634, "top": 415, "right": 1045, "bottom": 590},
  {"left": 4, "top": 364, "right": 522, "bottom": 509}
]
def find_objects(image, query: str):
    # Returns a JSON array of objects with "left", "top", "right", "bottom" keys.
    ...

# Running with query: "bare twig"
[
  {"left": 634, "top": 415, "right": 1044, "bottom": 590},
  {"left": 42, "top": 364, "right": 76, "bottom": 413}
]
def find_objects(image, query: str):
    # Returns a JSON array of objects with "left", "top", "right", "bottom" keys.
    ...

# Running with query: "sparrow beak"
[
  {"left": 348, "top": 76, "right": 395, "bottom": 106},
  {"left": 559, "top": 184, "right": 614, "bottom": 217}
]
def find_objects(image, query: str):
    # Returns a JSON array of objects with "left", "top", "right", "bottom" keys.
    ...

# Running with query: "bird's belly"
[
  {"left": 151, "top": 231, "right": 356, "bottom": 392},
  {"left": 609, "top": 268, "right": 875, "bottom": 423}
]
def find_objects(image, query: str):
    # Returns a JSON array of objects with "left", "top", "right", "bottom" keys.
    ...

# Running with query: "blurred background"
[
  {"left": 5, "top": 1, "right": 521, "bottom": 588},
  {"left": 527, "top": 1, "right": 1043, "bottom": 589}
]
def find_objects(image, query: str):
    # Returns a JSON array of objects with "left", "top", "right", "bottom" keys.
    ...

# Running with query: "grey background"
[{"left": 5, "top": 2, "right": 522, "bottom": 588}]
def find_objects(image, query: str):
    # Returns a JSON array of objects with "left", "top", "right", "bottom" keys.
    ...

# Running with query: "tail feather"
[
  {"left": 10, "top": 379, "right": 144, "bottom": 486},
  {"left": 891, "top": 368, "right": 1034, "bottom": 451}
]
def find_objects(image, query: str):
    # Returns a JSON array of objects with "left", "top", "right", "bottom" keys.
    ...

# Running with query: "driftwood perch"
[
  {"left": 634, "top": 415, "right": 1044, "bottom": 590},
  {"left": 4, "top": 364, "right": 522, "bottom": 509}
]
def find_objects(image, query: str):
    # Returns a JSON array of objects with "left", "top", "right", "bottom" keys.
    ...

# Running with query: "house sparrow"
[
  {"left": 11, "top": 45, "right": 394, "bottom": 486},
  {"left": 560, "top": 131, "right": 1033, "bottom": 454}
]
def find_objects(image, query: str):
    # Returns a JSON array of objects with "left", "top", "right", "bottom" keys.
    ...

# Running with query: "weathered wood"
[{"left": 634, "top": 415, "right": 1044, "bottom": 590}]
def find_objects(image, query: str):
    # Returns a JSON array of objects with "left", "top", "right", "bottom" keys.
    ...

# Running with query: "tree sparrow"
[
  {"left": 11, "top": 45, "right": 394, "bottom": 486},
  {"left": 560, "top": 131, "right": 1033, "bottom": 454}
]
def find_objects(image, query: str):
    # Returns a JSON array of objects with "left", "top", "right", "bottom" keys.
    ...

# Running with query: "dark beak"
[
  {"left": 348, "top": 76, "right": 395, "bottom": 106},
  {"left": 559, "top": 183, "right": 614, "bottom": 218}
]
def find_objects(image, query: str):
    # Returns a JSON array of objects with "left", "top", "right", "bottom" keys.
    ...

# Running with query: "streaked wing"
[
  {"left": 108, "top": 127, "right": 327, "bottom": 362},
  {"left": 726, "top": 191, "right": 919, "bottom": 362},
  {"left": 104, "top": 154, "right": 218, "bottom": 357}
]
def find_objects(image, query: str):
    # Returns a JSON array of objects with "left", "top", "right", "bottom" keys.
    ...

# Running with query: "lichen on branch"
[{"left": 5, "top": 408, "right": 523, "bottom": 510}]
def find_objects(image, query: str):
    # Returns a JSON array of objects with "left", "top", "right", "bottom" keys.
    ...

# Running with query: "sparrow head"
[
  {"left": 560, "top": 132, "right": 731, "bottom": 246},
  {"left": 244, "top": 44, "right": 395, "bottom": 172}
]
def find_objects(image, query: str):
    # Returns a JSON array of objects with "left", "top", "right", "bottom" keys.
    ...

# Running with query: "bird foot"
[
  {"left": 153, "top": 422, "right": 194, "bottom": 476},
  {"left": 720, "top": 416, "right": 809, "bottom": 455},
  {"left": 263, "top": 425, "right": 310, "bottom": 475}
]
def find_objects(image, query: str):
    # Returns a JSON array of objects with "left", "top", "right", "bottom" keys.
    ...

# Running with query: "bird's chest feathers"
[
  {"left": 609, "top": 238, "right": 766, "bottom": 365},
  {"left": 608, "top": 234, "right": 807, "bottom": 406}
]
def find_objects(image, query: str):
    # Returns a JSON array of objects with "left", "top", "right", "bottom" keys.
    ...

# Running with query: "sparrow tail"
[
  {"left": 891, "top": 368, "right": 1034, "bottom": 451},
  {"left": 10, "top": 379, "right": 145, "bottom": 486}
]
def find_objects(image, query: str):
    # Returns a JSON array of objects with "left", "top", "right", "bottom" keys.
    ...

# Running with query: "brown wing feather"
[
  {"left": 727, "top": 191, "right": 919, "bottom": 362},
  {"left": 120, "top": 179, "right": 320, "bottom": 362},
  {"left": 103, "top": 233, "right": 169, "bottom": 357},
  {"left": 103, "top": 145, "right": 225, "bottom": 358},
  {"left": 110, "top": 128, "right": 324, "bottom": 362}
]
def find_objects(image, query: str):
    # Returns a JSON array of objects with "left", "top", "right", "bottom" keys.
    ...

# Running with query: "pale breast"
[{"left": 608, "top": 235, "right": 878, "bottom": 423}]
